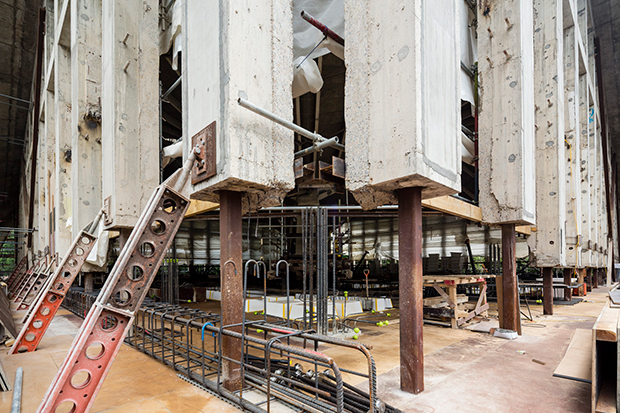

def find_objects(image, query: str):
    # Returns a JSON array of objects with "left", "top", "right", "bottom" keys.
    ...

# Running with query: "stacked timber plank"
[{"left": 591, "top": 301, "right": 620, "bottom": 412}]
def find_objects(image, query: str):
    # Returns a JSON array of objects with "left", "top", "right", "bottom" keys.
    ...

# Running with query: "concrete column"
[
  {"left": 531, "top": 0, "right": 566, "bottom": 268},
  {"left": 398, "top": 187, "right": 424, "bottom": 394},
  {"left": 219, "top": 190, "right": 243, "bottom": 391},
  {"left": 563, "top": 25, "right": 581, "bottom": 268},
  {"left": 478, "top": 0, "right": 536, "bottom": 225},
  {"left": 184, "top": 1, "right": 294, "bottom": 208},
  {"left": 344, "top": 0, "right": 461, "bottom": 208},
  {"left": 502, "top": 224, "right": 519, "bottom": 332},
  {"left": 102, "top": 0, "right": 159, "bottom": 229},
  {"left": 54, "top": 41, "right": 73, "bottom": 256},
  {"left": 542, "top": 267, "right": 553, "bottom": 315},
  {"left": 563, "top": 268, "right": 573, "bottom": 301},
  {"left": 71, "top": 0, "right": 102, "bottom": 237}
]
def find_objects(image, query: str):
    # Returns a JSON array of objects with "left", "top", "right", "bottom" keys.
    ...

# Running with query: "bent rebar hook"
[{"left": 276, "top": 260, "right": 291, "bottom": 327}]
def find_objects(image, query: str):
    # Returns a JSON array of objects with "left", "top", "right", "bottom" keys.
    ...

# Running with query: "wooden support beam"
[{"left": 185, "top": 199, "right": 219, "bottom": 218}]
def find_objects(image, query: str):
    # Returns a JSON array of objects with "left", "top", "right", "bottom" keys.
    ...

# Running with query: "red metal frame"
[
  {"left": 10, "top": 260, "right": 44, "bottom": 300},
  {"left": 10, "top": 233, "right": 96, "bottom": 354},
  {"left": 37, "top": 154, "right": 194, "bottom": 413},
  {"left": 5, "top": 256, "right": 28, "bottom": 289},
  {"left": 15, "top": 257, "right": 56, "bottom": 310}
]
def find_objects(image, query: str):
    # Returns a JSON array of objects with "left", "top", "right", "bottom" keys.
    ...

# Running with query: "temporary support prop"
[
  {"left": 398, "top": 186, "right": 424, "bottom": 394},
  {"left": 9, "top": 211, "right": 103, "bottom": 354},
  {"left": 15, "top": 257, "right": 57, "bottom": 311},
  {"left": 5, "top": 256, "right": 28, "bottom": 290},
  {"left": 37, "top": 149, "right": 198, "bottom": 413},
  {"left": 10, "top": 260, "right": 44, "bottom": 300}
]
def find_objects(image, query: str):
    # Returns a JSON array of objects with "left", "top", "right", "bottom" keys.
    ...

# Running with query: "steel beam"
[
  {"left": 542, "top": 267, "right": 553, "bottom": 315},
  {"left": 398, "top": 187, "right": 423, "bottom": 394},
  {"left": 563, "top": 268, "right": 573, "bottom": 302},
  {"left": 219, "top": 190, "right": 243, "bottom": 391},
  {"left": 501, "top": 224, "right": 519, "bottom": 331}
]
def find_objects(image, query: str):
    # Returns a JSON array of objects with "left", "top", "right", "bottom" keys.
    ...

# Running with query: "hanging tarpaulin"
[
  {"left": 460, "top": 0, "right": 477, "bottom": 106},
  {"left": 292, "top": 0, "right": 344, "bottom": 97}
]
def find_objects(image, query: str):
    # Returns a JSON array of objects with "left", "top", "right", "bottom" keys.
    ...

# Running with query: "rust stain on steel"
[
  {"left": 501, "top": 224, "right": 519, "bottom": 331},
  {"left": 9, "top": 231, "right": 96, "bottom": 354},
  {"left": 219, "top": 190, "right": 243, "bottom": 391},
  {"left": 398, "top": 186, "right": 424, "bottom": 394},
  {"left": 191, "top": 121, "right": 216, "bottom": 184}
]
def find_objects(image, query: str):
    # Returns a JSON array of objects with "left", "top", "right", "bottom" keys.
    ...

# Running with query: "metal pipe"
[
  {"left": 238, "top": 98, "right": 344, "bottom": 151},
  {"left": 300, "top": 11, "right": 344, "bottom": 46},
  {"left": 294, "top": 137, "right": 340, "bottom": 158},
  {"left": 161, "top": 76, "right": 182, "bottom": 100},
  {"left": 11, "top": 367, "right": 22, "bottom": 413}
]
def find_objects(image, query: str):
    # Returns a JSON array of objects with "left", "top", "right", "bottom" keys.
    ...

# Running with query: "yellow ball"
[
  {"left": 352, "top": 335, "right": 358, "bottom": 340},
  {"left": 353, "top": 327, "right": 360, "bottom": 333},
  {"left": 384, "top": 321, "right": 389, "bottom": 325}
]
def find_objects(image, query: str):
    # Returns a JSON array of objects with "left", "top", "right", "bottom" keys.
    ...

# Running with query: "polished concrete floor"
[{"left": 0, "top": 286, "right": 609, "bottom": 412}]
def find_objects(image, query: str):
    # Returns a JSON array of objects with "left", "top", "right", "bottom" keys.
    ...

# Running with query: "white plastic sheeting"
[
  {"left": 85, "top": 219, "right": 109, "bottom": 269},
  {"left": 160, "top": 0, "right": 183, "bottom": 70},
  {"left": 460, "top": 0, "right": 477, "bottom": 106},
  {"left": 162, "top": 140, "right": 183, "bottom": 168},
  {"left": 292, "top": 0, "right": 344, "bottom": 96},
  {"left": 293, "top": 0, "right": 344, "bottom": 61}
]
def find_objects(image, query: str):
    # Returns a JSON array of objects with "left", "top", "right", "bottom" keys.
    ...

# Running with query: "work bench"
[{"left": 422, "top": 274, "right": 495, "bottom": 328}]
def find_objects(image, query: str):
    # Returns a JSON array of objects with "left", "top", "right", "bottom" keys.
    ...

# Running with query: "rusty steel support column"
[
  {"left": 593, "top": 268, "right": 599, "bottom": 289},
  {"left": 398, "top": 187, "right": 423, "bottom": 394},
  {"left": 84, "top": 273, "right": 94, "bottom": 293},
  {"left": 219, "top": 190, "right": 243, "bottom": 391},
  {"left": 501, "top": 224, "right": 519, "bottom": 331},
  {"left": 578, "top": 268, "right": 586, "bottom": 296},
  {"left": 563, "top": 268, "right": 573, "bottom": 302},
  {"left": 542, "top": 267, "right": 553, "bottom": 315}
]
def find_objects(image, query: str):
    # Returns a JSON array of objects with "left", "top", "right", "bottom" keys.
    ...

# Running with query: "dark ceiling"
[
  {"left": 591, "top": 0, "right": 620, "bottom": 238},
  {"left": 0, "top": 0, "right": 39, "bottom": 228}
]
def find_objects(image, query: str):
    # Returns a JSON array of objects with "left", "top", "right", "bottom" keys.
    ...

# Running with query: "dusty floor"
[{"left": 0, "top": 287, "right": 609, "bottom": 412}]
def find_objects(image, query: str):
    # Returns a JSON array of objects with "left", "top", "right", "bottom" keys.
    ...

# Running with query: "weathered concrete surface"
[
  {"left": 344, "top": 0, "right": 461, "bottom": 210},
  {"left": 529, "top": 0, "right": 566, "bottom": 267},
  {"left": 184, "top": 1, "right": 294, "bottom": 211},
  {"left": 71, "top": 0, "right": 102, "bottom": 239},
  {"left": 101, "top": 0, "right": 159, "bottom": 229},
  {"left": 478, "top": 0, "right": 536, "bottom": 225},
  {"left": 580, "top": 73, "right": 592, "bottom": 268},
  {"left": 54, "top": 37, "right": 73, "bottom": 256},
  {"left": 563, "top": 23, "right": 582, "bottom": 267}
]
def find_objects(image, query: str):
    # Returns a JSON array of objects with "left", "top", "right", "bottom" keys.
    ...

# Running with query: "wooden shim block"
[{"left": 594, "top": 304, "right": 620, "bottom": 342}]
